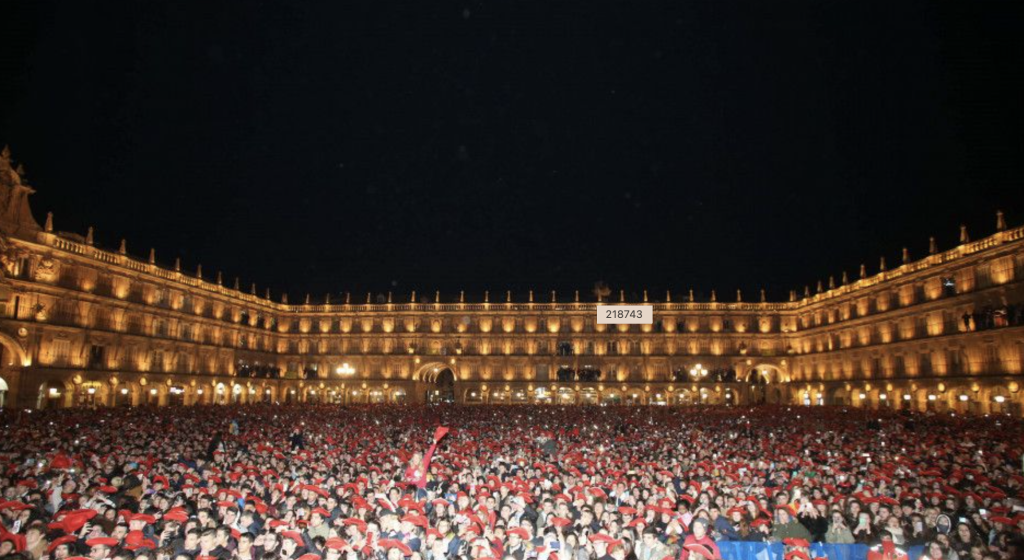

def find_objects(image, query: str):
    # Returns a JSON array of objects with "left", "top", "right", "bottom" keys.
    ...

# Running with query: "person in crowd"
[{"left": 825, "top": 511, "right": 855, "bottom": 545}]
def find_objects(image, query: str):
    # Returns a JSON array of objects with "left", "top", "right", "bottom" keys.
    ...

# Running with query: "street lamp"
[
  {"left": 689, "top": 363, "right": 708, "bottom": 378},
  {"left": 336, "top": 363, "right": 355, "bottom": 376}
]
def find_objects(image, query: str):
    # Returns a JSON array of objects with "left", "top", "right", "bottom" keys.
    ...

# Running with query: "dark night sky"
[{"left": 1, "top": 1, "right": 1022, "bottom": 303}]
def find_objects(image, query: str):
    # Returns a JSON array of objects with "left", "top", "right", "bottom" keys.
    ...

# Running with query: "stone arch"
[
  {"left": 0, "top": 331, "right": 30, "bottom": 367},
  {"left": 744, "top": 362, "right": 785, "bottom": 384},
  {"left": 672, "top": 389, "right": 695, "bottom": 405},
  {"left": 112, "top": 381, "right": 137, "bottom": 406},
  {"left": 986, "top": 386, "right": 1014, "bottom": 414},
  {"left": 831, "top": 386, "right": 850, "bottom": 406},
  {"left": 415, "top": 362, "right": 461, "bottom": 383},
  {"left": 37, "top": 378, "right": 73, "bottom": 409},
  {"left": 600, "top": 388, "right": 623, "bottom": 405}
]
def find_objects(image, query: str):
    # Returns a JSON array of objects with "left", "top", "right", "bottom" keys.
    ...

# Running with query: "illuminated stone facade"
[{"left": 0, "top": 148, "right": 1022, "bottom": 412}]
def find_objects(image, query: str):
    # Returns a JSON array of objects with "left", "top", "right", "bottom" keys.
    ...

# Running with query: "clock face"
[{"left": 17, "top": 327, "right": 28, "bottom": 337}]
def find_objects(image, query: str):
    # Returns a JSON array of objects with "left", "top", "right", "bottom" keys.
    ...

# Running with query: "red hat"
[
  {"left": 618, "top": 507, "right": 637, "bottom": 516},
  {"left": 784, "top": 538, "right": 810, "bottom": 548},
  {"left": 131, "top": 513, "right": 157, "bottom": 525},
  {"left": 325, "top": 538, "right": 350, "bottom": 551},
  {"left": 683, "top": 543, "right": 716, "bottom": 560},
  {"left": 282, "top": 531, "right": 304, "bottom": 543},
  {"left": 342, "top": 518, "right": 367, "bottom": 532},
  {"left": 379, "top": 539, "right": 413, "bottom": 556},
  {"left": 86, "top": 537, "right": 119, "bottom": 548},
  {"left": 164, "top": 510, "right": 189, "bottom": 523},
  {"left": 312, "top": 507, "right": 331, "bottom": 518},
  {"left": 507, "top": 528, "right": 530, "bottom": 539},
  {"left": 991, "top": 516, "right": 1014, "bottom": 525},
  {"left": 785, "top": 551, "right": 811, "bottom": 560},
  {"left": 50, "top": 509, "right": 98, "bottom": 534},
  {"left": 47, "top": 535, "right": 79, "bottom": 554},
  {"left": 401, "top": 514, "right": 428, "bottom": 528},
  {"left": 125, "top": 530, "right": 157, "bottom": 550},
  {"left": 550, "top": 516, "right": 572, "bottom": 528},
  {"left": 588, "top": 533, "right": 617, "bottom": 544},
  {"left": 0, "top": 532, "right": 26, "bottom": 553},
  {"left": 297, "top": 554, "right": 321, "bottom": 560},
  {"left": 775, "top": 504, "right": 796, "bottom": 516}
]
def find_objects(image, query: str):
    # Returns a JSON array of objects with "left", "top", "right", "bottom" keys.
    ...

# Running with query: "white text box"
[{"left": 596, "top": 305, "right": 653, "bottom": 324}]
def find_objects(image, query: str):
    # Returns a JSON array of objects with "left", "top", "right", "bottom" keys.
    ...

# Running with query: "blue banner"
[{"left": 715, "top": 542, "right": 924, "bottom": 560}]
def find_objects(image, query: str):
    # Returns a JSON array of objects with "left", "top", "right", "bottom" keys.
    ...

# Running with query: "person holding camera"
[{"left": 825, "top": 511, "right": 855, "bottom": 545}]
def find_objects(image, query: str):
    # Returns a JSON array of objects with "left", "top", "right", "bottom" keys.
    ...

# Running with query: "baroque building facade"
[{"left": 0, "top": 148, "right": 1022, "bottom": 412}]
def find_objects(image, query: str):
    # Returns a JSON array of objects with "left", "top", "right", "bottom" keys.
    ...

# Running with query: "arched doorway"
[
  {"left": 831, "top": 386, "right": 850, "bottom": 406},
  {"left": 38, "top": 381, "right": 68, "bottom": 409},
  {"left": 168, "top": 385, "right": 186, "bottom": 406},
  {"left": 260, "top": 386, "right": 274, "bottom": 403},
  {"left": 671, "top": 389, "right": 695, "bottom": 406},
  {"left": 0, "top": 334, "right": 29, "bottom": 408},
  {"left": 144, "top": 386, "right": 160, "bottom": 406},
  {"left": 743, "top": 365, "right": 777, "bottom": 404},
  {"left": 114, "top": 385, "right": 133, "bottom": 407},
  {"left": 723, "top": 387, "right": 737, "bottom": 405},
  {"left": 429, "top": 368, "right": 456, "bottom": 403},
  {"left": 601, "top": 390, "right": 622, "bottom": 405},
  {"left": 0, "top": 332, "right": 29, "bottom": 368},
  {"left": 75, "top": 382, "right": 104, "bottom": 407}
]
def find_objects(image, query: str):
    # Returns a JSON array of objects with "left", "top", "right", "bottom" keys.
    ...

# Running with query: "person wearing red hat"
[
  {"left": 504, "top": 527, "right": 532, "bottom": 560},
  {"left": 48, "top": 534, "right": 80, "bottom": 560},
  {"left": 405, "top": 426, "right": 449, "bottom": 498},
  {"left": 867, "top": 531, "right": 910, "bottom": 560},
  {"left": 307, "top": 507, "right": 331, "bottom": 540},
  {"left": 682, "top": 542, "right": 717, "bottom": 560},
  {"left": 85, "top": 537, "right": 118, "bottom": 560},
  {"left": 680, "top": 518, "right": 721, "bottom": 560}
]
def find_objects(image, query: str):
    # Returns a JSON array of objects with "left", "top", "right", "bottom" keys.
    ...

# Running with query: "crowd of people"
[
  {"left": 962, "top": 304, "right": 1023, "bottom": 332},
  {"left": 1, "top": 404, "right": 1023, "bottom": 560}
]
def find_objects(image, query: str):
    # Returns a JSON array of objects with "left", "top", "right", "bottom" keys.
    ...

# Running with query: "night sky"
[{"left": 1, "top": 1, "right": 1022, "bottom": 303}]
